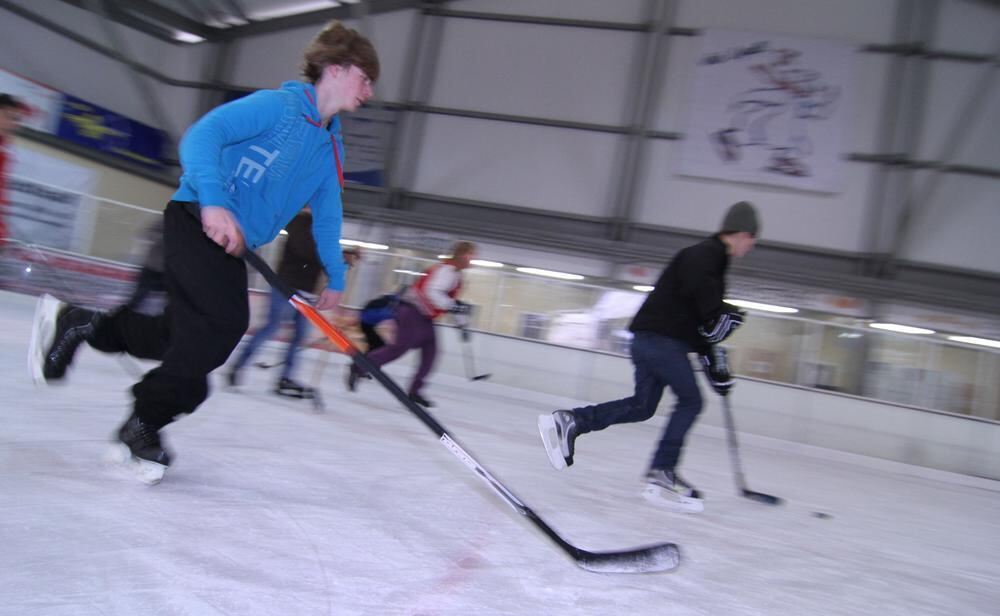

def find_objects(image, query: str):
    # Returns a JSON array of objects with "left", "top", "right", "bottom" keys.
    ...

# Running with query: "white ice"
[{"left": 2, "top": 290, "right": 998, "bottom": 616}]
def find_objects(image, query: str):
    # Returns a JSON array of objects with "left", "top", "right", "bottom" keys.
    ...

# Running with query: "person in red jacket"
[
  {"left": 347, "top": 241, "right": 476, "bottom": 407},
  {"left": 0, "top": 93, "right": 28, "bottom": 246}
]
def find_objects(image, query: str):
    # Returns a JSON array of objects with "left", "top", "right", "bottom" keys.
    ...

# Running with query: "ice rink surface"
[{"left": 2, "top": 290, "right": 998, "bottom": 616}]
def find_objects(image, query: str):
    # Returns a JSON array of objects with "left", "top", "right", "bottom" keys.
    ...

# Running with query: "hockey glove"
[
  {"left": 450, "top": 300, "right": 472, "bottom": 329},
  {"left": 698, "top": 309, "right": 745, "bottom": 344},
  {"left": 699, "top": 345, "right": 735, "bottom": 397},
  {"left": 449, "top": 300, "right": 472, "bottom": 316}
]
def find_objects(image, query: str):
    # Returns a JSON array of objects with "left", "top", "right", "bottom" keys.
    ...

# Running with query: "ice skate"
[
  {"left": 641, "top": 468, "right": 704, "bottom": 513},
  {"left": 345, "top": 365, "right": 360, "bottom": 392},
  {"left": 537, "top": 410, "right": 578, "bottom": 470},
  {"left": 275, "top": 377, "right": 315, "bottom": 399},
  {"left": 109, "top": 413, "right": 172, "bottom": 485},
  {"left": 29, "top": 294, "right": 100, "bottom": 384},
  {"left": 408, "top": 392, "right": 434, "bottom": 408}
]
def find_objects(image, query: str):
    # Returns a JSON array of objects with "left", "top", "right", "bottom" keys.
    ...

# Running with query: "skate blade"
[
  {"left": 537, "top": 414, "right": 567, "bottom": 470},
  {"left": 641, "top": 484, "right": 705, "bottom": 513},
  {"left": 105, "top": 444, "right": 167, "bottom": 485},
  {"left": 28, "top": 294, "right": 61, "bottom": 386}
]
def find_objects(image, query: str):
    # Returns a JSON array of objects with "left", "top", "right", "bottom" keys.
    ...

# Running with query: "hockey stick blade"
[
  {"left": 243, "top": 250, "right": 681, "bottom": 574},
  {"left": 743, "top": 489, "right": 783, "bottom": 505},
  {"left": 573, "top": 542, "right": 680, "bottom": 574}
]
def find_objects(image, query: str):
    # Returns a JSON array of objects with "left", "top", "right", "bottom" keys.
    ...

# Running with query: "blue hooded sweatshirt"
[{"left": 172, "top": 81, "right": 348, "bottom": 291}]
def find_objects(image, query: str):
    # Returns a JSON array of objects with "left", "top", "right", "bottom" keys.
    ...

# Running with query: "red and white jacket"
[{"left": 404, "top": 262, "right": 463, "bottom": 320}]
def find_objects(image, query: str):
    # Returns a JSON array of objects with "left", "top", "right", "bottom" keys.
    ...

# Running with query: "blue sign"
[{"left": 55, "top": 95, "right": 166, "bottom": 167}]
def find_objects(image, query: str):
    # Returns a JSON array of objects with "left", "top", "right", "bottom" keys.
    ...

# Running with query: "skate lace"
[{"left": 47, "top": 315, "right": 94, "bottom": 364}]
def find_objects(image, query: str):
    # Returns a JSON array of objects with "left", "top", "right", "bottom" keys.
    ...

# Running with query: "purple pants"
[{"left": 364, "top": 302, "right": 437, "bottom": 396}]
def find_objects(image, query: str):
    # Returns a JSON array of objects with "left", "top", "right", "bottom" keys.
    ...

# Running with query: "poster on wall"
[
  {"left": 6, "top": 148, "right": 99, "bottom": 253},
  {"left": 0, "top": 68, "right": 64, "bottom": 134},
  {"left": 678, "top": 29, "right": 853, "bottom": 193}
]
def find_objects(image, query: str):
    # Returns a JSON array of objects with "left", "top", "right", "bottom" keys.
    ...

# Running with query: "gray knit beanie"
[{"left": 720, "top": 201, "right": 760, "bottom": 237}]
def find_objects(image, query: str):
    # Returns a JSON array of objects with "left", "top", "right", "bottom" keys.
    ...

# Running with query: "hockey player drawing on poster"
[
  {"left": 538, "top": 202, "right": 760, "bottom": 513},
  {"left": 27, "top": 21, "right": 379, "bottom": 484},
  {"left": 711, "top": 46, "right": 840, "bottom": 177}
]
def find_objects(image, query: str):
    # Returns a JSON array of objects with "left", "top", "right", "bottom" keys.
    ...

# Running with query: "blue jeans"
[
  {"left": 232, "top": 287, "right": 306, "bottom": 381},
  {"left": 572, "top": 332, "right": 703, "bottom": 471}
]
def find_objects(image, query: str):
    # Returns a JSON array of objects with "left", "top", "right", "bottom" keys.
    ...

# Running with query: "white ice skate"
[
  {"left": 28, "top": 294, "right": 62, "bottom": 385},
  {"left": 641, "top": 469, "right": 705, "bottom": 514},
  {"left": 105, "top": 444, "right": 168, "bottom": 485},
  {"left": 537, "top": 411, "right": 578, "bottom": 470}
]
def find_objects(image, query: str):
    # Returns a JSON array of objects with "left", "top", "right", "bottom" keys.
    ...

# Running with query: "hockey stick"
[
  {"left": 459, "top": 329, "right": 491, "bottom": 381},
  {"left": 720, "top": 395, "right": 783, "bottom": 506},
  {"left": 244, "top": 250, "right": 679, "bottom": 574}
]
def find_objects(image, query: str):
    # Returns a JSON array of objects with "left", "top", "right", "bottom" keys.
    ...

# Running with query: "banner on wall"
[
  {"left": 6, "top": 149, "right": 99, "bottom": 253},
  {"left": 0, "top": 68, "right": 64, "bottom": 134},
  {"left": 340, "top": 106, "right": 396, "bottom": 187},
  {"left": 678, "top": 29, "right": 853, "bottom": 193},
  {"left": 56, "top": 95, "right": 166, "bottom": 168}
]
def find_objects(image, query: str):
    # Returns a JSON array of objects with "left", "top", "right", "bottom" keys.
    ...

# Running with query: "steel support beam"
[
  {"left": 608, "top": 0, "right": 676, "bottom": 242},
  {"left": 88, "top": 0, "right": 179, "bottom": 142},
  {"left": 881, "top": 33, "right": 1000, "bottom": 274}
]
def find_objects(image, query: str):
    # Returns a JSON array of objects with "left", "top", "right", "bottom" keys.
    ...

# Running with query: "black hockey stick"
[
  {"left": 720, "top": 395, "right": 783, "bottom": 506},
  {"left": 460, "top": 329, "right": 491, "bottom": 381},
  {"left": 245, "top": 250, "right": 679, "bottom": 574}
]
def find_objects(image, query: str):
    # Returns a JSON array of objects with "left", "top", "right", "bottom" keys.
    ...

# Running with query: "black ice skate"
[
  {"left": 29, "top": 294, "right": 100, "bottom": 384},
  {"left": 408, "top": 392, "right": 434, "bottom": 408},
  {"left": 537, "top": 410, "right": 578, "bottom": 470},
  {"left": 111, "top": 413, "right": 172, "bottom": 485},
  {"left": 275, "top": 378, "right": 316, "bottom": 399},
  {"left": 642, "top": 468, "right": 704, "bottom": 513}
]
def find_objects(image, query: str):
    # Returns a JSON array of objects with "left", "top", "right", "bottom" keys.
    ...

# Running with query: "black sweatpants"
[{"left": 89, "top": 201, "right": 249, "bottom": 429}]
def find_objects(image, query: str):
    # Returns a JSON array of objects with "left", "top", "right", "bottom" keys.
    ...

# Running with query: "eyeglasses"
[{"left": 350, "top": 65, "right": 373, "bottom": 88}]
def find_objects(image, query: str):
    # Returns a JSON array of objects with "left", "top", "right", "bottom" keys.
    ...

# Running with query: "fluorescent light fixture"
[
  {"left": 633, "top": 285, "right": 654, "bottom": 292},
  {"left": 869, "top": 322, "right": 935, "bottom": 335},
  {"left": 471, "top": 259, "right": 504, "bottom": 268},
  {"left": 724, "top": 299, "right": 799, "bottom": 314},
  {"left": 437, "top": 254, "right": 450, "bottom": 259},
  {"left": 393, "top": 269, "right": 426, "bottom": 277},
  {"left": 172, "top": 30, "right": 205, "bottom": 44},
  {"left": 515, "top": 267, "right": 584, "bottom": 281},
  {"left": 24, "top": 266, "right": 32, "bottom": 273},
  {"left": 340, "top": 239, "right": 389, "bottom": 250},
  {"left": 947, "top": 335, "right": 1000, "bottom": 349},
  {"left": 279, "top": 229, "right": 288, "bottom": 236},
  {"left": 250, "top": 1, "right": 340, "bottom": 20}
]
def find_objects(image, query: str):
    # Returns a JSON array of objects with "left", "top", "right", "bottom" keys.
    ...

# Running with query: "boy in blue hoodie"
[{"left": 28, "top": 21, "right": 379, "bottom": 484}]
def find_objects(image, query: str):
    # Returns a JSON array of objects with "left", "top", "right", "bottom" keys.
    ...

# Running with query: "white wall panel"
[
  {"left": 456, "top": 0, "right": 647, "bottom": 23},
  {"left": 676, "top": 0, "right": 898, "bottom": 42},
  {"left": 918, "top": 61, "right": 1000, "bottom": 168},
  {"left": 430, "top": 19, "right": 638, "bottom": 124},
  {"left": 411, "top": 115, "right": 620, "bottom": 218},
  {"left": 226, "top": 10, "right": 415, "bottom": 102},
  {"left": 901, "top": 174, "right": 1000, "bottom": 273},
  {"left": 934, "top": 0, "right": 1000, "bottom": 55},
  {"left": 634, "top": 140, "right": 875, "bottom": 251}
]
